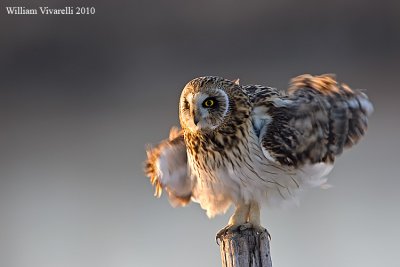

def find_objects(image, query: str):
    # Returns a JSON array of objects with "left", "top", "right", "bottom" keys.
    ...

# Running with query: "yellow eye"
[{"left": 203, "top": 98, "right": 215, "bottom": 108}]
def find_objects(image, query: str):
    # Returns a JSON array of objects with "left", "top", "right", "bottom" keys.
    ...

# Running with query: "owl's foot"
[
  {"left": 242, "top": 223, "right": 271, "bottom": 239},
  {"left": 216, "top": 203, "right": 251, "bottom": 243},
  {"left": 215, "top": 223, "right": 271, "bottom": 244},
  {"left": 215, "top": 222, "right": 271, "bottom": 245},
  {"left": 215, "top": 224, "right": 241, "bottom": 243}
]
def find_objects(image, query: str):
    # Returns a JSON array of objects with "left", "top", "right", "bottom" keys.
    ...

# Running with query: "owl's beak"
[
  {"left": 193, "top": 113, "right": 200, "bottom": 126},
  {"left": 191, "top": 104, "right": 201, "bottom": 126}
]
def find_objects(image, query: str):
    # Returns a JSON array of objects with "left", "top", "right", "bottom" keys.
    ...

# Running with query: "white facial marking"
[
  {"left": 180, "top": 87, "right": 230, "bottom": 132},
  {"left": 217, "top": 89, "right": 229, "bottom": 118}
]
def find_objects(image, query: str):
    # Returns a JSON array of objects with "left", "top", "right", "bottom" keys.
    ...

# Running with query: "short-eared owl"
[{"left": 145, "top": 74, "right": 373, "bottom": 237}]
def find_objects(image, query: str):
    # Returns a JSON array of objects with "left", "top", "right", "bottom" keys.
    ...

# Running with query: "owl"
[{"left": 145, "top": 74, "right": 373, "bottom": 238}]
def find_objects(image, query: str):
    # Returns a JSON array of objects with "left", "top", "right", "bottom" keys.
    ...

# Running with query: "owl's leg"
[
  {"left": 215, "top": 203, "right": 250, "bottom": 241},
  {"left": 228, "top": 202, "right": 250, "bottom": 226},
  {"left": 242, "top": 202, "right": 270, "bottom": 237},
  {"left": 248, "top": 202, "right": 261, "bottom": 226}
]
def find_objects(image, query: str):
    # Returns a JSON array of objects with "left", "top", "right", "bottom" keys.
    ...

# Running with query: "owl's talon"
[
  {"left": 215, "top": 223, "right": 271, "bottom": 244},
  {"left": 239, "top": 222, "right": 252, "bottom": 231},
  {"left": 253, "top": 224, "right": 271, "bottom": 240},
  {"left": 240, "top": 223, "right": 270, "bottom": 238},
  {"left": 215, "top": 224, "right": 241, "bottom": 244},
  {"left": 216, "top": 223, "right": 271, "bottom": 244},
  {"left": 253, "top": 224, "right": 267, "bottom": 233}
]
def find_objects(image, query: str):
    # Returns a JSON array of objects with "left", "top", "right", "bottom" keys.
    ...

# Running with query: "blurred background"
[{"left": 1, "top": 0, "right": 399, "bottom": 266}]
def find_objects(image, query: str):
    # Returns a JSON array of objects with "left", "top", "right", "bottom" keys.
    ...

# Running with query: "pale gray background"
[{"left": 1, "top": 0, "right": 399, "bottom": 266}]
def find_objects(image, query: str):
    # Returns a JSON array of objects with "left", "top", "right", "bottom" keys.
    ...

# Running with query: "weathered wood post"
[{"left": 218, "top": 228, "right": 272, "bottom": 267}]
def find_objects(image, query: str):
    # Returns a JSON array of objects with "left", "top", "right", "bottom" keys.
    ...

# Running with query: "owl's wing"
[
  {"left": 248, "top": 74, "right": 373, "bottom": 167},
  {"left": 144, "top": 127, "right": 192, "bottom": 207}
]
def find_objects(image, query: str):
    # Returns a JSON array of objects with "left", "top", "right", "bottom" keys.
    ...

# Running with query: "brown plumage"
[
  {"left": 258, "top": 74, "right": 373, "bottom": 166},
  {"left": 144, "top": 74, "right": 373, "bottom": 237},
  {"left": 145, "top": 127, "right": 191, "bottom": 206}
]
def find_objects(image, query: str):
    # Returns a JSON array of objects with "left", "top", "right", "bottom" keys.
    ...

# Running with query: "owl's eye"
[{"left": 202, "top": 97, "right": 217, "bottom": 108}]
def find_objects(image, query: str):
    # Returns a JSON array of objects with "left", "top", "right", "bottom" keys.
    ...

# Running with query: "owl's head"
[{"left": 179, "top": 76, "right": 249, "bottom": 134}]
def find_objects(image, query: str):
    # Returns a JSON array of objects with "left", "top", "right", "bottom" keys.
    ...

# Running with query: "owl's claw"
[
  {"left": 216, "top": 223, "right": 271, "bottom": 244},
  {"left": 245, "top": 223, "right": 271, "bottom": 240},
  {"left": 215, "top": 224, "right": 241, "bottom": 244}
]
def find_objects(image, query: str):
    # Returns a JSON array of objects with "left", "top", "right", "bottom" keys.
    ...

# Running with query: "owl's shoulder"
[{"left": 241, "top": 84, "right": 281, "bottom": 105}]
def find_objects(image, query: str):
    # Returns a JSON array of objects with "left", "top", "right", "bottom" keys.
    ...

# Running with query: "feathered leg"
[
  {"left": 216, "top": 203, "right": 250, "bottom": 241},
  {"left": 246, "top": 202, "right": 269, "bottom": 236}
]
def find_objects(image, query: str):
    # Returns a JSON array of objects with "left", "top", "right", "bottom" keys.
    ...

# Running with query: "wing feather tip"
[
  {"left": 288, "top": 73, "right": 361, "bottom": 96},
  {"left": 144, "top": 144, "right": 164, "bottom": 198}
]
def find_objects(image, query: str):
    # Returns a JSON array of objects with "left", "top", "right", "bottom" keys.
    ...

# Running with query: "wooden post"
[{"left": 218, "top": 228, "right": 272, "bottom": 267}]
